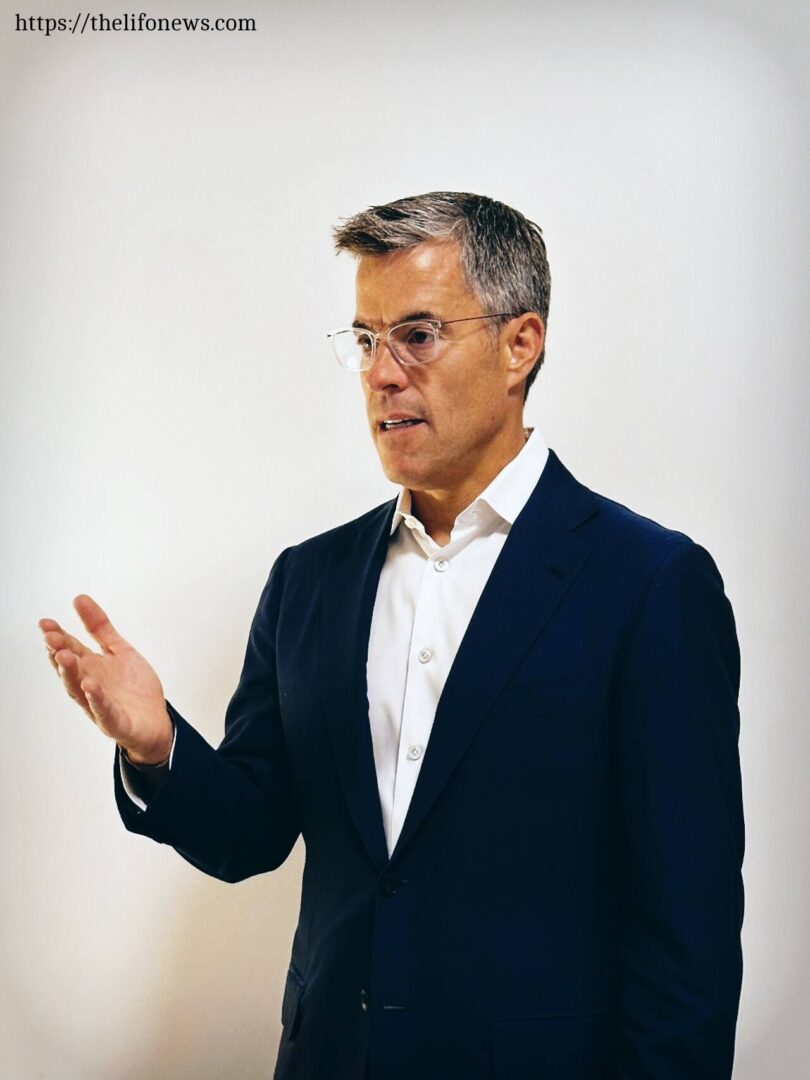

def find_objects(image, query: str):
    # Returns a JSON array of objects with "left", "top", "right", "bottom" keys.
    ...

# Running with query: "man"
[{"left": 39, "top": 192, "right": 744, "bottom": 1079}]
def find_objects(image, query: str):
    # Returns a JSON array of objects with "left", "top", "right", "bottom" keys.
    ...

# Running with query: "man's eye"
[{"left": 406, "top": 328, "right": 433, "bottom": 347}]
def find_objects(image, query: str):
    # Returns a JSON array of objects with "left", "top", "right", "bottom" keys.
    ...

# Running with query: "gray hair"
[{"left": 332, "top": 191, "right": 551, "bottom": 400}]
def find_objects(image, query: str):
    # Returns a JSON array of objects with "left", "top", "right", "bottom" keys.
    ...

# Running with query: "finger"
[
  {"left": 54, "top": 648, "right": 91, "bottom": 707},
  {"left": 42, "top": 627, "right": 93, "bottom": 659},
  {"left": 73, "top": 594, "right": 127, "bottom": 655},
  {"left": 44, "top": 642, "right": 60, "bottom": 675},
  {"left": 42, "top": 630, "right": 68, "bottom": 675},
  {"left": 40, "top": 618, "right": 69, "bottom": 648}
]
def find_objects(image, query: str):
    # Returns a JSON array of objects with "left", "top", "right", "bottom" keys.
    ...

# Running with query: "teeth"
[{"left": 382, "top": 419, "right": 420, "bottom": 430}]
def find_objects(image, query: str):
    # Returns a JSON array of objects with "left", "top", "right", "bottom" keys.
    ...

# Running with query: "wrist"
[{"left": 119, "top": 739, "right": 171, "bottom": 769}]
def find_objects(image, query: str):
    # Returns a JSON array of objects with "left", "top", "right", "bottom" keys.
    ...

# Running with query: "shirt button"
[
  {"left": 360, "top": 989, "right": 370, "bottom": 1012},
  {"left": 418, "top": 648, "right": 432, "bottom": 664},
  {"left": 434, "top": 558, "right": 448, "bottom": 572},
  {"left": 407, "top": 745, "right": 423, "bottom": 761}
]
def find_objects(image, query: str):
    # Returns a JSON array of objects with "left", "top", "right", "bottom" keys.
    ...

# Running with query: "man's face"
[{"left": 356, "top": 240, "right": 527, "bottom": 495}]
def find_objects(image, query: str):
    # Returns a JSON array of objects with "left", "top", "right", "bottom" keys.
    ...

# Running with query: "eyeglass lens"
[{"left": 332, "top": 322, "right": 439, "bottom": 370}]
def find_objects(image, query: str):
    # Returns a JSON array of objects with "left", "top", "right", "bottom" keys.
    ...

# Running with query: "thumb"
[{"left": 73, "top": 594, "right": 128, "bottom": 655}]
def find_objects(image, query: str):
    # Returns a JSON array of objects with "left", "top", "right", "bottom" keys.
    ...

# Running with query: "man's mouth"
[{"left": 379, "top": 418, "right": 425, "bottom": 432}]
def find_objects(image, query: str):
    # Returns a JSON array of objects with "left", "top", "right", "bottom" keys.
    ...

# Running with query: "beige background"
[{"left": 2, "top": 0, "right": 808, "bottom": 1076}]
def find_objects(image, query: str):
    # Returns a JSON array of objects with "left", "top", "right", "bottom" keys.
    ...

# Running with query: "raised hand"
[{"left": 39, "top": 595, "right": 173, "bottom": 765}]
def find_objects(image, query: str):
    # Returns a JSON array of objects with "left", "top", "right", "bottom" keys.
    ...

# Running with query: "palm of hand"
[{"left": 77, "top": 643, "right": 166, "bottom": 742}]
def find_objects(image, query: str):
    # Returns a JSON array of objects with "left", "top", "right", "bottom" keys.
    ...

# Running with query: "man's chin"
[{"left": 375, "top": 452, "right": 428, "bottom": 490}]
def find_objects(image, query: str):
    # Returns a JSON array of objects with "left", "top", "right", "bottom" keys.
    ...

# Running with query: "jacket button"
[
  {"left": 360, "top": 989, "right": 370, "bottom": 1012},
  {"left": 379, "top": 873, "right": 399, "bottom": 897}
]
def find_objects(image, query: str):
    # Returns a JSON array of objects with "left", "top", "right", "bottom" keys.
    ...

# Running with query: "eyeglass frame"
[{"left": 326, "top": 312, "right": 523, "bottom": 371}]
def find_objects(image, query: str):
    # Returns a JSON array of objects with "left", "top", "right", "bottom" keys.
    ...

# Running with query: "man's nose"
[{"left": 366, "top": 338, "right": 409, "bottom": 391}]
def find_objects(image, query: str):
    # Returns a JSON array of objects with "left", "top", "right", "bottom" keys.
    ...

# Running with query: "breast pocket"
[{"left": 491, "top": 1010, "right": 615, "bottom": 1079}]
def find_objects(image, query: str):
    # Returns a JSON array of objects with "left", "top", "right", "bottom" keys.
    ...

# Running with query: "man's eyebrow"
[{"left": 352, "top": 311, "right": 440, "bottom": 331}]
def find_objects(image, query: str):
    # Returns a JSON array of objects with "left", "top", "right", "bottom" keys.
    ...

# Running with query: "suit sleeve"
[
  {"left": 617, "top": 539, "right": 744, "bottom": 1079},
  {"left": 114, "top": 547, "right": 301, "bottom": 883}
]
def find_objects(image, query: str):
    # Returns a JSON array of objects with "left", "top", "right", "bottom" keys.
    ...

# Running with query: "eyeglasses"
[{"left": 326, "top": 313, "right": 521, "bottom": 372}]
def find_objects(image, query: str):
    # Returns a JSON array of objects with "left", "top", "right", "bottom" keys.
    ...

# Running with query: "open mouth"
[{"left": 379, "top": 418, "right": 425, "bottom": 432}]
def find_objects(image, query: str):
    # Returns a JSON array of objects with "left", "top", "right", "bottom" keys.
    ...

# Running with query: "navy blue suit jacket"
[{"left": 115, "top": 448, "right": 744, "bottom": 1079}]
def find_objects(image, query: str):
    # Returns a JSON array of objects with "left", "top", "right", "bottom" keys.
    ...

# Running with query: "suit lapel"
[
  {"left": 320, "top": 499, "right": 395, "bottom": 871},
  {"left": 319, "top": 449, "right": 599, "bottom": 872},
  {"left": 390, "top": 449, "right": 599, "bottom": 861}
]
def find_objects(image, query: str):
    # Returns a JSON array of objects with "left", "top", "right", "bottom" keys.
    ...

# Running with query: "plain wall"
[{"left": 2, "top": 0, "right": 808, "bottom": 1076}]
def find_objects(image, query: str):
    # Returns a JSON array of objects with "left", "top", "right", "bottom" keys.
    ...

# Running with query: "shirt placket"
[{"left": 389, "top": 546, "right": 448, "bottom": 846}]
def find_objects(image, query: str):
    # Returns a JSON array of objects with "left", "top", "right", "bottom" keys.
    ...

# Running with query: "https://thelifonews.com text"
[{"left": 14, "top": 12, "right": 257, "bottom": 36}]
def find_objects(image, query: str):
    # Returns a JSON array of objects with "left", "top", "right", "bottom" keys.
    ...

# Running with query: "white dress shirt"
[
  {"left": 366, "top": 426, "right": 549, "bottom": 855},
  {"left": 122, "top": 427, "right": 550, "bottom": 849}
]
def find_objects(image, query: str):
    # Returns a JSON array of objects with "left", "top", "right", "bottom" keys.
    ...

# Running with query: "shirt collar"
[{"left": 390, "top": 425, "right": 550, "bottom": 537}]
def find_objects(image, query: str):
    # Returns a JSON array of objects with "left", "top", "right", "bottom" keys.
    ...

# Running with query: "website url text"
[{"left": 15, "top": 13, "right": 257, "bottom": 35}]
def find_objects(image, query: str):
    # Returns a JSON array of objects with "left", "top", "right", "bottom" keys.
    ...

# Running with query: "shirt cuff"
[{"left": 119, "top": 720, "right": 177, "bottom": 810}]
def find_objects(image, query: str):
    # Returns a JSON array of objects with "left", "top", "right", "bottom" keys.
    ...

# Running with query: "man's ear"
[{"left": 505, "top": 313, "right": 545, "bottom": 389}]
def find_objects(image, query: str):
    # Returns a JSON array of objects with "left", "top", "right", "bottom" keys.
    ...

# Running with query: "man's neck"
[{"left": 409, "top": 426, "right": 531, "bottom": 547}]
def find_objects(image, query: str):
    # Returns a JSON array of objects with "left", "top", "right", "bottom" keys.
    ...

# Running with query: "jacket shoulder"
[
  {"left": 573, "top": 474, "right": 706, "bottom": 582},
  {"left": 545, "top": 448, "right": 699, "bottom": 568},
  {"left": 548, "top": 451, "right": 732, "bottom": 613},
  {"left": 591, "top": 488, "right": 694, "bottom": 548}
]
